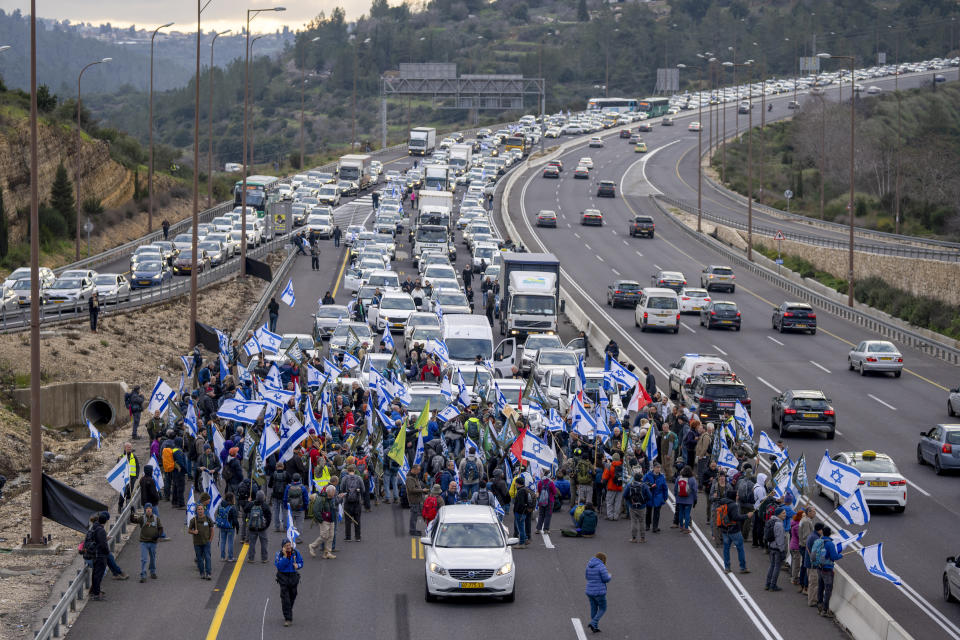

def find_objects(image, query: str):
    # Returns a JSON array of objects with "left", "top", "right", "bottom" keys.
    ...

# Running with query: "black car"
[
  {"left": 700, "top": 300, "right": 741, "bottom": 330},
  {"left": 771, "top": 389, "right": 836, "bottom": 439},
  {"left": 619, "top": 129, "right": 632, "bottom": 139},
  {"left": 606, "top": 280, "right": 642, "bottom": 308},
  {"left": 536, "top": 210, "right": 558, "bottom": 228},
  {"left": 597, "top": 180, "right": 617, "bottom": 198},
  {"left": 772, "top": 301, "right": 817, "bottom": 334},
  {"left": 629, "top": 215, "right": 655, "bottom": 238},
  {"left": 689, "top": 372, "right": 751, "bottom": 422},
  {"left": 637, "top": 122, "right": 653, "bottom": 132}
]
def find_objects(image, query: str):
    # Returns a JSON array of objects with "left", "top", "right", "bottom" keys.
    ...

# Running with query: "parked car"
[{"left": 130, "top": 261, "right": 173, "bottom": 289}]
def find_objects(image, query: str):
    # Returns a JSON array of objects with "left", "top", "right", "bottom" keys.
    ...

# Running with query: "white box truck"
[
  {"left": 424, "top": 164, "right": 452, "bottom": 191},
  {"left": 408, "top": 127, "right": 436, "bottom": 156},
  {"left": 448, "top": 143, "right": 473, "bottom": 175},
  {"left": 337, "top": 154, "right": 373, "bottom": 191},
  {"left": 501, "top": 253, "right": 562, "bottom": 337}
]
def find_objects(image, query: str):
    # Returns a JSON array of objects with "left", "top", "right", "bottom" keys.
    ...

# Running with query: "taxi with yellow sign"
[{"left": 820, "top": 450, "right": 907, "bottom": 513}]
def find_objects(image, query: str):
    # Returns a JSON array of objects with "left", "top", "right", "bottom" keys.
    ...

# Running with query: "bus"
[
  {"left": 586, "top": 97, "right": 639, "bottom": 113},
  {"left": 233, "top": 175, "right": 279, "bottom": 214},
  {"left": 638, "top": 97, "right": 671, "bottom": 118}
]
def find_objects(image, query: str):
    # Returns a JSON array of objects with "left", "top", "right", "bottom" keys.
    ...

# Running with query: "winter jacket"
[
  {"left": 718, "top": 497, "right": 751, "bottom": 534},
  {"left": 769, "top": 517, "right": 787, "bottom": 552},
  {"left": 602, "top": 461, "right": 623, "bottom": 492},
  {"left": 189, "top": 514, "right": 215, "bottom": 545},
  {"left": 584, "top": 557, "right": 612, "bottom": 596},
  {"left": 536, "top": 478, "right": 558, "bottom": 506},
  {"left": 246, "top": 501, "right": 272, "bottom": 532},
  {"left": 132, "top": 512, "right": 163, "bottom": 543},
  {"left": 789, "top": 518, "right": 801, "bottom": 551},
  {"left": 674, "top": 475, "right": 698, "bottom": 505},
  {"left": 274, "top": 549, "right": 304, "bottom": 573},
  {"left": 405, "top": 475, "right": 425, "bottom": 506},
  {"left": 642, "top": 470, "right": 668, "bottom": 507},
  {"left": 139, "top": 474, "right": 161, "bottom": 507}
]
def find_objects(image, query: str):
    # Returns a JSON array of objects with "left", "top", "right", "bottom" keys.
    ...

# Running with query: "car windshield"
[
  {"left": 852, "top": 457, "right": 898, "bottom": 474},
  {"left": 434, "top": 522, "right": 503, "bottom": 548},
  {"left": 425, "top": 266, "right": 455, "bottom": 279},
  {"left": 411, "top": 327, "right": 442, "bottom": 341},
  {"left": 368, "top": 274, "right": 399, "bottom": 288},
  {"left": 647, "top": 296, "right": 678, "bottom": 310},
  {"left": 279, "top": 337, "right": 314, "bottom": 350},
  {"left": 713, "top": 303, "right": 738, "bottom": 312},
  {"left": 446, "top": 338, "right": 492, "bottom": 361},
  {"left": 52, "top": 279, "right": 82, "bottom": 289},
  {"left": 475, "top": 247, "right": 495, "bottom": 259},
  {"left": 616, "top": 282, "right": 641, "bottom": 292},
  {"left": 94, "top": 275, "right": 118, "bottom": 285},
  {"left": 332, "top": 324, "right": 372, "bottom": 339},
  {"left": 407, "top": 392, "right": 449, "bottom": 415},
  {"left": 382, "top": 297, "right": 416, "bottom": 311},
  {"left": 408, "top": 315, "right": 439, "bottom": 328},
  {"left": 174, "top": 235, "right": 192, "bottom": 243},
  {"left": 539, "top": 351, "right": 577, "bottom": 366},
  {"left": 712, "top": 268, "right": 734, "bottom": 275},
  {"left": 512, "top": 294, "right": 556, "bottom": 315},
  {"left": 317, "top": 308, "right": 347, "bottom": 319},
  {"left": 791, "top": 397, "right": 829, "bottom": 410},
  {"left": 524, "top": 335, "right": 562, "bottom": 351},
  {"left": 703, "top": 384, "right": 747, "bottom": 399},
  {"left": 437, "top": 292, "right": 467, "bottom": 306},
  {"left": 867, "top": 343, "right": 897, "bottom": 353},
  {"left": 138, "top": 262, "right": 163, "bottom": 272},
  {"left": 685, "top": 290, "right": 708, "bottom": 298}
]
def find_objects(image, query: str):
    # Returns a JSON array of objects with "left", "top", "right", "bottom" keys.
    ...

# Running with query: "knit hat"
[
  {"left": 97, "top": 512, "right": 109, "bottom": 524},
  {"left": 144, "top": 502, "right": 154, "bottom": 510},
  {"left": 228, "top": 447, "right": 239, "bottom": 456},
  {"left": 430, "top": 484, "right": 442, "bottom": 495}
]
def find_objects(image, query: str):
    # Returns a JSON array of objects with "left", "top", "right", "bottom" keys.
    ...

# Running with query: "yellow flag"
[
  {"left": 387, "top": 421, "right": 406, "bottom": 466},
  {"left": 415, "top": 399, "right": 431, "bottom": 436}
]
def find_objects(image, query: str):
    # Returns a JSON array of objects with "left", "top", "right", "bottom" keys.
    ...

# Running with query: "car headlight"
[
  {"left": 495, "top": 561, "right": 513, "bottom": 576},
  {"left": 429, "top": 562, "right": 447, "bottom": 576}
]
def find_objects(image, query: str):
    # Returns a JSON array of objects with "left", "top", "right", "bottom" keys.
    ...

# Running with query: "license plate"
[
  {"left": 868, "top": 481, "right": 887, "bottom": 487},
  {"left": 459, "top": 582, "right": 484, "bottom": 589},
  {"left": 692, "top": 306, "right": 701, "bottom": 311},
  {"left": 721, "top": 320, "right": 732, "bottom": 324},
  {"left": 795, "top": 324, "right": 807, "bottom": 328},
  {"left": 139, "top": 280, "right": 151, "bottom": 285},
  {"left": 880, "top": 357, "right": 892, "bottom": 361},
  {"left": 718, "top": 403, "right": 734, "bottom": 408},
  {"left": 803, "top": 413, "right": 819, "bottom": 418}
]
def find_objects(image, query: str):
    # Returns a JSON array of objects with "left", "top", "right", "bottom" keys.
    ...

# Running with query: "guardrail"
[
  {"left": 660, "top": 196, "right": 960, "bottom": 261},
  {"left": 652, "top": 195, "right": 960, "bottom": 365},
  {"left": 33, "top": 487, "right": 140, "bottom": 640}
]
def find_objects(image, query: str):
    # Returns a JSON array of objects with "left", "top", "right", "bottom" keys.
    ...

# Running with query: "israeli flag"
[
  {"left": 429, "top": 339, "right": 449, "bottom": 363},
  {"left": 255, "top": 324, "right": 282, "bottom": 355},
  {"left": 734, "top": 400, "right": 755, "bottom": 439},
  {"left": 147, "top": 377, "right": 174, "bottom": 415},
  {"left": 455, "top": 371, "right": 470, "bottom": 407},
  {"left": 306, "top": 364, "right": 325, "bottom": 389},
  {"left": 258, "top": 424, "right": 282, "bottom": 461},
  {"left": 216, "top": 328, "right": 231, "bottom": 356},
  {"left": 262, "top": 387, "right": 295, "bottom": 409},
  {"left": 280, "top": 278, "right": 296, "bottom": 308},
  {"left": 286, "top": 509, "right": 300, "bottom": 547},
  {"left": 644, "top": 424, "right": 659, "bottom": 463},
  {"left": 178, "top": 373, "right": 186, "bottom": 399},
  {"left": 376, "top": 408, "right": 397, "bottom": 431},
  {"left": 836, "top": 488, "right": 871, "bottom": 526},
  {"left": 757, "top": 431, "right": 780, "bottom": 458},
  {"left": 212, "top": 428, "right": 226, "bottom": 458},
  {"left": 381, "top": 325, "right": 395, "bottom": 351},
  {"left": 219, "top": 353, "right": 229, "bottom": 382},
  {"left": 833, "top": 528, "right": 867, "bottom": 553},
  {"left": 323, "top": 357, "right": 343, "bottom": 376},
  {"left": 413, "top": 431, "right": 426, "bottom": 468},
  {"left": 491, "top": 493, "right": 505, "bottom": 518},
  {"left": 184, "top": 398, "right": 198, "bottom": 437},
  {"left": 594, "top": 403, "right": 613, "bottom": 439},
  {"left": 149, "top": 454, "right": 165, "bottom": 491},
  {"left": 263, "top": 404, "right": 278, "bottom": 426},
  {"left": 815, "top": 450, "right": 862, "bottom": 500},
  {"left": 465, "top": 436, "right": 485, "bottom": 464},
  {"left": 522, "top": 431, "right": 556, "bottom": 469},
  {"left": 570, "top": 396, "right": 597, "bottom": 438},
  {"left": 217, "top": 398, "right": 266, "bottom": 425},
  {"left": 547, "top": 408, "right": 565, "bottom": 433},
  {"left": 576, "top": 356, "right": 587, "bottom": 391},
  {"left": 494, "top": 384, "right": 507, "bottom": 415},
  {"left": 276, "top": 409, "right": 308, "bottom": 462},
  {"left": 397, "top": 456, "right": 411, "bottom": 485},
  {"left": 440, "top": 376, "right": 453, "bottom": 400},
  {"left": 396, "top": 382, "right": 413, "bottom": 407},
  {"left": 105, "top": 456, "right": 130, "bottom": 494},
  {"left": 185, "top": 488, "right": 197, "bottom": 526},
  {"left": 208, "top": 482, "right": 223, "bottom": 516},
  {"left": 604, "top": 356, "right": 639, "bottom": 389},
  {"left": 265, "top": 364, "right": 282, "bottom": 390},
  {"left": 717, "top": 438, "right": 739, "bottom": 471},
  {"left": 859, "top": 543, "right": 902, "bottom": 585},
  {"left": 242, "top": 334, "right": 262, "bottom": 358},
  {"left": 236, "top": 361, "right": 251, "bottom": 384},
  {"left": 435, "top": 303, "right": 443, "bottom": 321},
  {"left": 318, "top": 407, "right": 333, "bottom": 438},
  {"left": 304, "top": 395, "right": 322, "bottom": 435},
  {"left": 87, "top": 420, "right": 102, "bottom": 450},
  {"left": 340, "top": 352, "right": 361, "bottom": 371},
  {"left": 181, "top": 355, "right": 195, "bottom": 377},
  {"left": 437, "top": 403, "right": 462, "bottom": 423}
]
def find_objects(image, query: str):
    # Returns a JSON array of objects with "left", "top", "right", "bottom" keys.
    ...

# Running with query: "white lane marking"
[
  {"left": 906, "top": 479, "right": 931, "bottom": 497},
  {"left": 680, "top": 321, "right": 696, "bottom": 334},
  {"left": 756, "top": 377, "right": 781, "bottom": 393},
  {"left": 261, "top": 597, "right": 270, "bottom": 640},
  {"left": 611, "top": 229, "right": 618, "bottom": 235},
  {"left": 611, "top": 268, "right": 621, "bottom": 276},
  {"left": 809, "top": 360, "right": 831, "bottom": 374},
  {"left": 584, "top": 243, "right": 592, "bottom": 250},
  {"left": 767, "top": 336, "right": 784, "bottom": 346},
  {"left": 868, "top": 393, "right": 897, "bottom": 411},
  {"left": 620, "top": 139, "right": 683, "bottom": 197},
  {"left": 566, "top": 223, "right": 572, "bottom": 228},
  {"left": 574, "top": 232, "right": 581, "bottom": 238},
  {"left": 835, "top": 430, "right": 844, "bottom": 437},
  {"left": 653, "top": 263, "right": 661, "bottom": 270},
  {"left": 596, "top": 255, "right": 604, "bottom": 262},
  {"left": 543, "top": 532, "right": 555, "bottom": 549},
  {"left": 711, "top": 344, "right": 728, "bottom": 356},
  {"left": 622, "top": 239, "right": 629, "bottom": 246},
  {"left": 571, "top": 618, "right": 589, "bottom": 640},
  {"left": 635, "top": 250, "right": 643, "bottom": 257}
]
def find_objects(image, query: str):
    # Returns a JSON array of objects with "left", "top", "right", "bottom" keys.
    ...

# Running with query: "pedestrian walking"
[
  {"left": 284, "top": 473, "right": 306, "bottom": 542},
  {"left": 405, "top": 464, "right": 425, "bottom": 535},
  {"left": 215, "top": 492, "right": 239, "bottom": 562},
  {"left": 88, "top": 292, "right": 100, "bottom": 332},
  {"left": 310, "top": 244, "right": 320, "bottom": 270},
  {"left": 333, "top": 225, "right": 341, "bottom": 247},
  {"left": 247, "top": 491, "right": 272, "bottom": 563},
  {"left": 161, "top": 219, "right": 170, "bottom": 240},
  {"left": 131, "top": 503, "right": 163, "bottom": 582},
  {"left": 116, "top": 443, "right": 140, "bottom": 512},
  {"left": 512, "top": 476, "right": 531, "bottom": 548},
  {"left": 371, "top": 191, "right": 380, "bottom": 210},
  {"left": 673, "top": 465, "right": 697, "bottom": 533},
  {"left": 268, "top": 297, "right": 280, "bottom": 332},
  {"left": 339, "top": 464, "right": 365, "bottom": 542},
  {"left": 602, "top": 454, "right": 624, "bottom": 520},
  {"left": 643, "top": 463, "right": 668, "bottom": 533},
  {"left": 188, "top": 503, "right": 214, "bottom": 580},
  {"left": 411, "top": 190, "right": 417, "bottom": 209},
  {"left": 625, "top": 472, "right": 650, "bottom": 543},
  {"left": 126, "top": 386, "right": 144, "bottom": 439},
  {"left": 274, "top": 539, "right": 304, "bottom": 627},
  {"left": 307, "top": 485, "right": 338, "bottom": 559},
  {"left": 84, "top": 512, "right": 110, "bottom": 601},
  {"left": 765, "top": 509, "right": 788, "bottom": 591},
  {"left": 535, "top": 470, "right": 557, "bottom": 534},
  {"left": 584, "top": 552, "right": 612, "bottom": 633}
]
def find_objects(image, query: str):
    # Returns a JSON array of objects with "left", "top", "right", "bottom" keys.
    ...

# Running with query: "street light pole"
[
  {"left": 76, "top": 58, "right": 111, "bottom": 260},
  {"left": 149, "top": 23, "right": 173, "bottom": 235},
  {"left": 208, "top": 29, "right": 230, "bottom": 209},
  {"left": 725, "top": 60, "right": 753, "bottom": 259},
  {"left": 892, "top": 28, "right": 902, "bottom": 235},
  {"left": 249, "top": 35, "right": 265, "bottom": 168},
  {"left": 300, "top": 36, "right": 320, "bottom": 170},
  {"left": 190, "top": 0, "right": 202, "bottom": 349}
]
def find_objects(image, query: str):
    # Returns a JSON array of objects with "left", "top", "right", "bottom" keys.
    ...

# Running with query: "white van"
[
  {"left": 442, "top": 314, "right": 515, "bottom": 376},
  {"left": 634, "top": 287, "right": 680, "bottom": 333}
]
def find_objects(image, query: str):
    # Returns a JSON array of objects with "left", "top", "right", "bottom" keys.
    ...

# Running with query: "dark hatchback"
[
  {"left": 606, "top": 280, "right": 642, "bottom": 308},
  {"left": 771, "top": 389, "right": 836, "bottom": 438},
  {"left": 700, "top": 300, "right": 741, "bottom": 331},
  {"left": 690, "top": 373, "right": 751, "bottom": 422},
  {"left": 597, "top": 180, "right": 617, "bottom": 198},
  {"left": 629, "top": 215, "right": 655, "bottom": 238},
  {"left": 772, "top": 301, "right": 817, "bottom": 334}
]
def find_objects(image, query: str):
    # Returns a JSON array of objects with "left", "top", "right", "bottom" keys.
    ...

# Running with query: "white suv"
[
  {"left": 667, "top": 353, "right": 732, "bottom": 401},
  {"left": 423, "top": 505, "right": 517, "bottom": 602}
]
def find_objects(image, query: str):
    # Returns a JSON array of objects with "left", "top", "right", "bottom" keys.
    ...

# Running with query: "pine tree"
[
  {"left": 0, "top": 187, "right": 7, "bottom": 259},
  {"left": 49, "top": 163, "right": 75, "bottom": 237},
  {"left": 577, "top": 0, "right": 589, "bottom": 22}
]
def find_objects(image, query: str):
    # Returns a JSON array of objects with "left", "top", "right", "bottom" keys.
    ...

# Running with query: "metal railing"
[
  {"left": 33, "top": 488, "right": 140, "bottom": 640},
  {"left": 652, "top": 195, "right": 960, "bottom": 365},
  {"left": 660, "top": 196, "right": 960, "bottom": 262}
]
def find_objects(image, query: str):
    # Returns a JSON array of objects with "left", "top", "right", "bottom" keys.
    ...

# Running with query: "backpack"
[
  {"left": 764, "top": 502, "right": 777, "bottom": 522},
  {"left": 576, "top": 460, "right": 593, "bottom": 485},
  {"left": 237, "top": 479, "right": 252, "bottom": 502},
  {"left": 474, "top": 489, "right": 491, "bottom": 506},
  {"left": 537, "top": 485, "right": 551, "bottom": 508},
  {"left": 523, "top": 487, "right": 537, "bottom": 514},
  {"left": 344, "top": 476, "right": 363, "bottom": 504},
  {"left": 810, "top": 537, "right": 828, "bottom": 568},
  {"left": 287, "top": 485, "right": 304, "bottom": 511},
  {"left": 715, "top": 502, "right": 734, "bottom": 529},
  {"left": 677, "top": 478, "right": 690, "bottom": 498},
  {"left": 221, "top": 461, "right": 234, "bottom": 482},
  {"left": 161, "top": 448, "right": 175, "bottom": 473},
  {"left": 216, "top": 504, "right": 232, "bottom": 529},
  {"left": 764, "top": 517, "right": 777, "bottom": 544},
  {"left": 463, "top": 459, "right": 480, "bottom": 484},
  {"left": 422, "top": 496, "right": 439, "bottom": 521},
  {"left": 736, "top": 478, "right": 755, "bottom": 505},
  {"left": 628, "top": 481, "right": 651, "bottom": 509},
  {"left": 611, "top": 467, "right": 623, "bottom": 488},
  {"left": 247, "top": 504, "right": 265, "bottom": 531},
  {"left": 430, "top": 454, "right": 445, "bottom": 476},
  {"left": 81, "top": 529, "right": 98, "bottom": 560},
  {"left": 312, "top": 496, "right": 333, "bottom": 523}
]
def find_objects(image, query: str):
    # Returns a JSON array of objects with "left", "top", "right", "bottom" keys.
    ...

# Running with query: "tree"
[
  {"left": 49, "top": 163, "right": 75, "bottom": 237},
  {"left": 0, "top": 187, "right": 7, "bottom": 259},
  {"left": 578, "top": 0, "right": 590, "bottom": 22},
  {"left": 37, "top": 84, "right": 57, "bottom": 113}
]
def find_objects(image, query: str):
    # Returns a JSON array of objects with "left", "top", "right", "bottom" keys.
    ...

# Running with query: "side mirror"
[
  {"left": 921, "top": 431, "right": 928, "bottom": 436},
  {"left": 669, "top": 363, "right": 677, "bottom": 369},
  {"left": 506, "top": 537, "right": 520, "bottom": 546},
  {"left": 948, "top": 556, "right": 955, "bottom": 564},
  {"left": 560, "top": 299, "right": 566, "bottom": 313},
  {"left": 420, "top": 536, "right": 432, "bottom": 546},
  {"left": 952, "top": 388, "right": 959, "bottom": 393}
]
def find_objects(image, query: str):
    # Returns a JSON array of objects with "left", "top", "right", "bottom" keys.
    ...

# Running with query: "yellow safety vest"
[{"left": 126, "top": 452, "right": 138, "bottom": 478}]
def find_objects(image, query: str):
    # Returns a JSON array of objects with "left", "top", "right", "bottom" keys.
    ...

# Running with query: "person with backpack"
[
  {"left": 535, "top": 470, "right": 558, "bottom": 534},
  {"left": 188, "top": 503, "right": 215, "bottom": 580},
  {"left": 269, "top": 461, "right": 289, "bottom": 533},
  {"left": 338, "top": 464, "right": 365, "bottom": 542},
  {"left": 170, "top": 437, "right": 187, "bottom": 508},
  {"left": 717, "top": 488, "right": 754, "bottom": 574},
  {"left": 458, "top": 447, "right": 482, "bottom": 498},
  {"left": 222, "top": 447, "right": 243, "bottom": 496},
  {"left": 131, "top": 503, "right": 163, "bottom": 582},
  {"left": 84, "top": 512, "right": 110, "bottom": 601},
  {"left": 626, "top": 472, "right": 652, "bottom": 543},
  {"left": 708, "top": 473, "right": 728, "bottom": 546},
  {"left": 422, "top": 484, "right": 444, "bottom": 530},
  {"left": 805, "top": 522, "right": 825, "bottom": 607},
  {"left": 236, "top": 477, "right": 257, "bottom": 544},
  {"left": 215, "top": 492, "right": 239, "bottom": 562},
  {"left": 601, "top": 454, "right": 624, "bottom": 521},
  {"left": 735, "top": 468, "right": 756, "bottom": 542},
  {"left": 274, "top": 538, "right": 304, "bottom": 627},
  {"left": 284, "top": 474, "right": 306, "bottom": 543},
  {"left": 307, "top": 485, "right": 338, "bottom": 559},
  {"left": 573, "top": 451, "right": 594, "bottom": 505},
  {"left": 405, "top": 464, "right": 425, "bottom": 536},
  {"left": 812, "top": 525, "right": 841, "bottom": 618},
  {"left": 512, "top": 476, "right": 532, "bottom": 549},
  {"left": 642, "top": 463, "right": 668, "bottom": 533},
  {"left": 247, "top": 491, "right": 272, "bottom": 563},
  {"left": 764, "top": 508, "right": 788, "bottom": 591},
  {"left": 490, "top": 468, "right": 510, "bottom": 511},
  {"left": 470, "top": 480, "right": 494, "bottom": 508},
  {"left": 584, "top": 552, "right": 612, "bottom": 633},
  {"left": 673, "top": 465, "right": 698, "bottom": 533}
]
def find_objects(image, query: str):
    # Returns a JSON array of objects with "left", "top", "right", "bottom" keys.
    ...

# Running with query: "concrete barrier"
[
  {"left": 833, "top": 567, "right": 915, "bottom": 640},
  {"left": 12, "top": 381, "right": 129, "bottom": 428}
]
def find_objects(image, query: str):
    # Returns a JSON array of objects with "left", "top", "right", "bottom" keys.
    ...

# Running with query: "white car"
[
  {"left": 93, "top": 273, "right": 131, "bottom": 304},
  {"left": 44, "top": 276, "right": 95, "bottom": 309},
  {"left": 403, "top": 311, "right": 442, "bottom": 343},
  {"left": 317, "top": 185, "right": 341, "bottom": 206},
  {"left": 578, "top": 157, "right": 594, "bottom": 170},
  {"left": 369, "top": 291, "right": 417, "bottom": 332},
  {"left": 172, "top": 233, "right": 194, "bottom": 253},
  {"left": 817, "top": 450, "right": 907, "bottom": 513},
  {"left": 678, "top": 288, "right": 711, "bottom": 314},
  {"left": 265, "top": 334, "right": 318, "bottom": 364},
  {"left": 60, "top": 269, "right": 98, "bottom": 281},
  {"left": 423, "top": 504, "right": 517, "bottom": 603},
  {"left": 588, "top": 136, "right": 604, "bottom": 148},
  {"left": 307, "top": 214, "right": 334, "bottom": 239},
  {"left": 3, "top": 267, "right": 56, "bottom": 290},
  {"left": 313, "top": 304, "right": 351, "bottom": 340}
]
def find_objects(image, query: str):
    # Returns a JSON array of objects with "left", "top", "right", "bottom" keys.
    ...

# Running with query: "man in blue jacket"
[
  {"left": 642, "top": 463, "right": 669, "bottom": 533},
  {"left": 813, "top": 525, "right": 842, "bottom": 618},
  {"left": 274, "top": 539, "right": 304, "bottom": 627}
]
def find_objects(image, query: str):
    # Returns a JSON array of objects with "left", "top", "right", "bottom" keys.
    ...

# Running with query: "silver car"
[
  {"left": 93, "top": 273, "right": 131, "bottom": 304},
  {"left": 917, "top": 424, "right": 960, "bottom": 474},
  {"left": 945, "top": 555, "right": 960, "bottom": 603},
  {"left": 44, "top": 276, "right": 95, "bottom": 309},
  {"left": 848, "top": 340, "right": 903, "bottom": 377},
  {"left": 949, "top": 385, "right": 960, "bottom": 417},
  {"left": 313, "top": 304, "right": 350, "bottom": 341}
]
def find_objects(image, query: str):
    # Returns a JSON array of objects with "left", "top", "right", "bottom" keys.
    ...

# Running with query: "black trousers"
[
  {"left": 91, "top": 557, "right": 107, "bottom": 595},
  {"left": 344, "top": 503, "right": 362, "bottom": 540},
  {"left": 277, "top": 572, "right": 300, "bottom": 622},
  {"left": 311, "top": 255, "right": 319, "bottom": 270},
  {"left": 171, "top": 470, "right": 185, "bottom": 507},
  {"left": 645, "top": 505, "right": 662, "bottom": 530}
]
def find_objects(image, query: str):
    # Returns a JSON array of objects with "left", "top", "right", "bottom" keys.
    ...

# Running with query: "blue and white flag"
[
  {"left": 716, "top": 437, "right": 739, "bottom": 471},
  {"left": 859, "top": 543, "right": 902, "bottom": 585},
  {"left": 255, "top": 324, "right": 282, "bottom": 355},
  {"left": 570, "top": 396, "right": 597, "bottom": 438},
  {"left": 258, "top": 424, "right": 282, "bottom": 461},
  {"left": 397, "top": 456, "right": 411, "bottom": 485},
  {"left": 757, "top": 431, "right": 780, "bottom": 457},
  {"left": 149, "top": 454, "right": 165, "bottom": 491},
  {"left": 429, "top": 339, "right": 449, "bottom": 363},
  {"left": 604, "top": 355, "right": 639, "bottom": 389},
  {"left": 178, "top": 373, "right": 186, "bottom": 399},
  {"left": 216, "top": 328, "right": 231, "bottom": 356},
  {"left": 734, "top": 400, "right": 755, "bottom": 439},
  {"left": 280, "top": 279, "right": 296, "bottom": 308},
  {"left": 437, "top": 403, "right": 462, "bottom": 423},
  {"left": 576, "top": 356, "right": 587, "bottom": 391},
  {"left": 491, "top": 493, "right": 505, "bottom": 518},
  {"left": 265, "top": 364, "right": 282, "bottom": 390},
  {"left": 494, "top": 384, "right": 507, "bottom": 415},
  {"left": 836, "top": 488, "right": 871, "bottom": 526},
  {"left": 376, "top": 408, "right": 397, "bottom": 431},
  {"left": 832, "top": 528, "right": 867, "bottom": 553},
  {"left": 440, "top": 376, "right": 453, "bottom": 400},
  {"left": 286, "top": 509, "right": 300, "bottom": 547},
  {"left": 208, "top": 482, "right": 223, "bottom": 516},
  {"left": 304, "top": 395, "right": 322, "bottom": 435},
  {"left": 105, "top": 456, "right": 130, "bottom": 494},
  {"left": 643, "top": 424, "right": 659, "bottom": 463},
  {"left": 242, "top": 334, "right": 262, "bottom": 358},
  {"left": 465, "top": 436, "right": 485, "bottom": 464},
  {"left": 236, "top": 361, "right": 251, "bottom": 384},
  {"left": 87, "top": 420, "right": 102, "bottom": 450},
  {"left": 276, "top": 409, "right": 308, "bottom": 462},
  {"left": 323, "top": 357, "right": 343, "bottom": 377},
  {"left": 381, "top": 325, "right": 395, "bottom": 351},
  {"left": 219, "top": 353, "right": 229, "bottom": 382},
  {"left": 413, "top": 431, "right": 425, "bottom": 468},
  {"left": 547, "top": 408, "right": 565, "bottom": 433},
  {"left": 435, "top": 303, "right": 443, "bottom": 321},
  {"left": 594, "top": 403, "right": 613, "bottom": 439},
  {"left": 306, "top": 364, "right": 325, "bottom": 389},
  {"left": 185, "top": 487, "right": 197, "bottom": 526},
  {"left": 455, "top": 371, "right": 470, "bottom": 407},
  {"left": 147, "top": 377, "right": 174, "bottom": 415},
  {"left": 184, "top": 398, "right": 198, "bottom": 437},
  {"left": 815, "top": 450, "right": 862, "bottom": 500},
  {"left": 181, "top": 355, "right": 195, "bottom": 377},
  {"left": 522, "top": 431, "right": 556, "bottom": 469},
  {"left": 217, "top": 398, "right": 266, "bottom": 425},
  {"left": 340, "top": 352, "right": 361, "bottom": 371},
  {"left": 261, "top": 387, "right": 295, "bottom": 409}
]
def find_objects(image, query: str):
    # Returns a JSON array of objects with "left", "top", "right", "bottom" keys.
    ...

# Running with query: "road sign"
[
  {"left": 774, "top": 230, "right": 785, "bottom": 241},
  {"left": 775, "top": 258, "right": 784, "bottom": 265},
  {"left": 784, "top": 190, "right": 793, "bottom": 200},
  {"left": 82, "top": 220, "right": 94, "bottom": 234}
]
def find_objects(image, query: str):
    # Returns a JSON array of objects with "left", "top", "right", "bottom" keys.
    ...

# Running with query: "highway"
[{"left": 505, "top": 103, "right": 960, "bottom": 638}]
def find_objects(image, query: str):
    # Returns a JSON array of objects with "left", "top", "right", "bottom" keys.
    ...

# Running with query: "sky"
[{"left": 6, "top": 0, "right": 399, "bottom": 34}]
